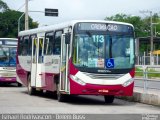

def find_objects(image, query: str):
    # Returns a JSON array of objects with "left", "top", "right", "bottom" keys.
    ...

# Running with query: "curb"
[{"left": 118, "top": 92, "right": 160, "bottom": 106}]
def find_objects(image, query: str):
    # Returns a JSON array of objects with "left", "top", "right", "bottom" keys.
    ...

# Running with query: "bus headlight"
[
  {"left": 70, "top": 75, "right": 86, "bottom": 86},
  {"left": 122, "top": 78, "right": 134, "bottom": 87}
]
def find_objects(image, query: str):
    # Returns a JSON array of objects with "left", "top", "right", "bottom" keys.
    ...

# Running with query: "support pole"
[{"left": 25, "top": 0, "right": 29, "bottom": 30}]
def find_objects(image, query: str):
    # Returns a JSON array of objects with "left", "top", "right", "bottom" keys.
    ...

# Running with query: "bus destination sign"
[{"left": 78, "top": 23, "right": 133, "bottom": 32}]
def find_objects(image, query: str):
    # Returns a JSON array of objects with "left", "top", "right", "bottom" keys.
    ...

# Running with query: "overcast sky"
[{"left": 3, "top": 0, "right": 160, "bottom": 26}]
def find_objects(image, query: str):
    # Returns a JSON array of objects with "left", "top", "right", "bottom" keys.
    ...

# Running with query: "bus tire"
[
  {"left": 17, "top": 83, "right": 22, "bottom": 87},
  {"left": 57, "top": 84, "right": 65, "bottom": 102},
  {"left": 104, "top": 95, "right": 114, "bottom": 104},
  {"left": 27, "top": 74, "right": 36, "bottom": 95}
]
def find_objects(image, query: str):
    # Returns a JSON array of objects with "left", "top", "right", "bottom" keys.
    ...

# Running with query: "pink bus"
[
  {"left": 0, "top": 38, "right": 21, "bottom": 86},
  {"left": 16, "top": 20, "right": 135, "bottom": 103}
]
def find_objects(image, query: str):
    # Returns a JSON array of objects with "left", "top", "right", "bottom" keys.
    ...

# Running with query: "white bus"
[
  {"left": 16, "top": 20, "right": 135, "bottom": 103},
  {"left": 0, "top": 38, "right": 21, "bottom": 86}
]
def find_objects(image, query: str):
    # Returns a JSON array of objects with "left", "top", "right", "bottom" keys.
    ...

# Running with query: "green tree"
[
  {"left": 0, "top": 10, "right": 38, "bottom": 37},
  {"left": 105, "top": 13, "right": 160, "bottom": 38},
  {"left": 0, "top": 1, "right": 38, "bottom": 38},
  {"left": 0, "top": 0, "right": 9, "bottom": 12}
]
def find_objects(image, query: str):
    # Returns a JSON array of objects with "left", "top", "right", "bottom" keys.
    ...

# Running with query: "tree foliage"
[
  {"left": 0, "top": 1, "right": 38, "bottom": 38},
  {"left": 105, "top": 13, "right": 160, "bottom": 38},
  {"left": 0, "top": 0, "right": 9, "bottom": 12}
]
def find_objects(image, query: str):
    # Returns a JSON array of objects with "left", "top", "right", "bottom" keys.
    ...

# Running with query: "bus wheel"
[
  {"left": 104, "top": 95, "right": 115, "bottom": 104},
  {"left": 27, "top": 75, "right": 36, "bottom": 95},
  {"left": 57, "top": 84, "right": 65, "bottom": 102},
  {"left": 17, "top": 83, "right": 22, "bottom": 87}
]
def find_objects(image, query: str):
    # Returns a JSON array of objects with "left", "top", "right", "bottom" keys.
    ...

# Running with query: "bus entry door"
[
  {"left": 59, "top": 34, "right": 69, "bottom": 93},
  {"left": 31, "top": 37, "right": 45, "bottom": 87}
]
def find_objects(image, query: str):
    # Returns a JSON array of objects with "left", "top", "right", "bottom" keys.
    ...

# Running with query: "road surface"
[{"left": 0, "top": 83, "right": 160, "bottom": 114}]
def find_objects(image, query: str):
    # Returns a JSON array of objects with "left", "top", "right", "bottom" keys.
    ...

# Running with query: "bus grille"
[{"left": 81, "top": 72, "right": 124, "bottom": 80}]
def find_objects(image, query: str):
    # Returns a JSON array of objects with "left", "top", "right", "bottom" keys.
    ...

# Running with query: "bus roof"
[
  {"left": 0, "top": 38, "right": 18, "bottom": 41},
  {"left": 19, "top": 20, "right": 134, "bottom": 36}
]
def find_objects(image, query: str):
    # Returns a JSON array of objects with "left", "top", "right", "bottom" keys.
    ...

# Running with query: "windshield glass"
[
  {"left": 72, "top": 33, "right": 134, "bottom": 69},
  {"left": 0, "top": 47, "right": 17, "bottom": 67}
]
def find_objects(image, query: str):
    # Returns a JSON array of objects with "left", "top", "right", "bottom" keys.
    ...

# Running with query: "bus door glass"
[
  {"left": 31, "top": 37, "right": 37, "bottom": 87},
  {"left": 60, "top": 33, "right": 70, "bottom": 92},
  {"left": 31, "top": 37, "right": 45, "bottom": 87},
  {"left": 38, "top": 38, "right": 44, "bottom": 63},
  {"left": 32, "top": 38, "right": 37, "bottom": 64}
]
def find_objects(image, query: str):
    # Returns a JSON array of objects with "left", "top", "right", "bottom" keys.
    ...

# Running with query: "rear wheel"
[
  {"left": 27, "top": 74, "right": 36, "bottom": 95},
  {"left": 104, "top": 95, "right": 115, "bottom": 104}
]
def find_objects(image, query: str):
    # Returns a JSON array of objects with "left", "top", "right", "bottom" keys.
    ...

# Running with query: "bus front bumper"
[
  {"left": 0, "top": 77, "right": 16, "bottom": 83},
  {"left": 70, "top": 79, "right": 134, "bottom": 96}
]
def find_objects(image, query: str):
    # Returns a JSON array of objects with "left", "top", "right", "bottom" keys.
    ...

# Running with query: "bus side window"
[
  {"left": 22, "top": 36, "right": 29, "bottom": 56},
  {"left": 44, "top": 32, "right": 54, "bottom": 55},
  {"left": 18, "top": 37, "right": 23, "bottom": 55},
  {"left": 19, "top": 37, "right": 27, "bottom": 56},
  {"left": 53, "top": 30, "right": 63, "bottom": 55}
]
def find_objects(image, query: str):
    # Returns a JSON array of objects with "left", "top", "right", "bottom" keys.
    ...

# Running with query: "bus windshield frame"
[{"left": 72, "top": 22, "right": 135, "bottom": 74}]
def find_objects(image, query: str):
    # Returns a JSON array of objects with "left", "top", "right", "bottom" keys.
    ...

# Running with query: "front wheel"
[
  {"left": 104, "top": 95, "right": 115, "bottom": 104},
  {"left": 17, "top": 82, "right": 22, "bottom": 87},
  {"left": 27, "top": 75, "right": 36, "bottom": 95}
]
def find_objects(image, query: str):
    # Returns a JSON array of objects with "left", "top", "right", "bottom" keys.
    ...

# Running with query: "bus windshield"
[
  {"left": 0, "top": 47, "right": 17, "bottom": 67},
  {"left": 72, "top": 23, "right": 135, "bottom": 70}
]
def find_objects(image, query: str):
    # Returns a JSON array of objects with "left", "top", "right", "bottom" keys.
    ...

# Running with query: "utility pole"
[
  {"left": 140, "top": 10, "right": 154, "bottom": 65},
  {"left": 25, "top": 0, "right": 29, "bottom": 30},
  {"left": 150, "top": 11, "right": 154, "bottom": 65}
]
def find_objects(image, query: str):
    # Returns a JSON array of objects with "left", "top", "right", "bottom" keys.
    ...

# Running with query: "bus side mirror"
[{"left": 65, "top": 33, "right": 70, "bottom": 44}]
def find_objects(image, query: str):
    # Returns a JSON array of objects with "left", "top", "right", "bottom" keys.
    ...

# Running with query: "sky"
[{"left": 3, "top": 0, "right": 160, "bottom": 26}]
